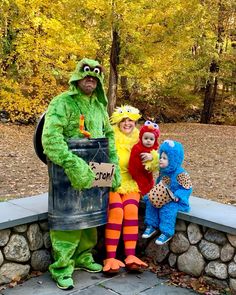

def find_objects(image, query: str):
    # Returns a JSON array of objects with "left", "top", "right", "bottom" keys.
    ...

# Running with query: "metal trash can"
[
  {"left": 33, "top": 114, "right": 110, "bottom": 231},
  {"left": 47, "top": 138, "right": 110, "bottom": 230}
]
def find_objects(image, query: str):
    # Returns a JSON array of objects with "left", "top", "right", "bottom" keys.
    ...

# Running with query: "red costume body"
[{"left": 129, "top": 123, "right": 160, "bottom": 196}]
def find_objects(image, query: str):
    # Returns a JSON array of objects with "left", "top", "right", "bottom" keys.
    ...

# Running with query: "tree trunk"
[
  {"left": 107, "top": 29, "right": 120, "bottom": 116},
  {"left": 201, "top": 76, "right": 218, "bottom": 123},
  {"left": 1, "top": 17, "right": 15, "bottom": 74},
  {"left": 120, "top": 76, "right": 130, "bottom": 100},
  {"left": 200, "top": 0, "right": 224, "bottom": 124}
]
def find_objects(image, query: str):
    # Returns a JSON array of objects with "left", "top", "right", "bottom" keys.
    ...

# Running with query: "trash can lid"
[{"left": 33, "top": 112, "right": 47, "bottom": 165}]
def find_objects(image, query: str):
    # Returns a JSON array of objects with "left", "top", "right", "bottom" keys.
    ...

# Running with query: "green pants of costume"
[{"left": 49, "top": 228, "right": 97, "bottom": 282}]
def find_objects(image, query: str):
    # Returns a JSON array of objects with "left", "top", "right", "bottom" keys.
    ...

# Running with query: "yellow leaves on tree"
[{"left": 0, "top": 0, "right": 235, "bottom": 123}]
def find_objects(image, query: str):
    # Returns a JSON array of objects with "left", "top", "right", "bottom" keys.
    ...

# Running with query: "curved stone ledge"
[{"left": 0, "top": 193, "right": 235, "bottom": 293}]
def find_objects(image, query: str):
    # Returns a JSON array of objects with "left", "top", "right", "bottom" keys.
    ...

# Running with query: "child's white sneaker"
[
  {"left": 142, "top": 226, "right": 157, "bottom": 239},
  {"left": 155, "top": 233, "right": 173, "bottom": 245}
]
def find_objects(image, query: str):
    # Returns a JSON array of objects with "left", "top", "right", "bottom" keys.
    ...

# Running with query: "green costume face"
[
  {"left": 70, "top": 58, "right": 104, "bottom": 83},
  {"left": 69, "top": 58, "right": 107, "bottom": 106}
]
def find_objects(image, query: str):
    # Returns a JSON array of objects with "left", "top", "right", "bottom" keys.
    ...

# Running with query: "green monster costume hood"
[
  {"left": 42, "top": 58, "right": 120, "bottom": 192},
  {"left": 68, "top": 58, "right": 107, "bottom": 107}
]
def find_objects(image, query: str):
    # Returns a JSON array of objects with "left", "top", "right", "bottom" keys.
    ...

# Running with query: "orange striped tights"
[{"left": 105, "top": 191, "right": 140, "bottom": 258}]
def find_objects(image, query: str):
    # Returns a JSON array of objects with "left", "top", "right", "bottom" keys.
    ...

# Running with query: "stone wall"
[
  {"left": 0, "top": 216, "right": 236, "bottom": 293},
  {"left": 137, "top": 212, "right": 236, "bottom": 293},
  {"left": 0, "top": 222, "right": 51, "bottom": 285}
]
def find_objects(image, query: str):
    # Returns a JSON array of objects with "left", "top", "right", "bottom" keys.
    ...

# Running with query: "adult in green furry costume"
[{"left": 42, "top": 58, "right": 121, "bottom": 290}]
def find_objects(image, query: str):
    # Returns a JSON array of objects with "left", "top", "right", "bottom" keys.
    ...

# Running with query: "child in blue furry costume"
[{"left": 142, "top": 140, "right": 192, "bottom": 245}]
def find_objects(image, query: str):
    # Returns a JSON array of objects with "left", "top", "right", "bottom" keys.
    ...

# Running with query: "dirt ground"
[{"left": 0, "top": 122, "right": 235, "bottom": 205}]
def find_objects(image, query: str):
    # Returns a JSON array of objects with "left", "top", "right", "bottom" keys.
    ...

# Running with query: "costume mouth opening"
[{"left": 83, "top": 75, "right": 98, "bottom": 81}]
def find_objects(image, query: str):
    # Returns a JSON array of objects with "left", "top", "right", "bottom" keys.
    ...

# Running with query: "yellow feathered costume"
[
  {"left": 103, "top": 105, "right": 148, "bottom": 274},
  {"left": 113, "top": 125, "right": 139, "bottom": 193},
  {"left": 110, "top": 105, "right": 141, "bottom": 194}
]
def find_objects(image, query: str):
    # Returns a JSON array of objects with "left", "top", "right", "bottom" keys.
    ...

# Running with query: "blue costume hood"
[{"left": 159, "top": 140, "right": 184, "bottom": 173}]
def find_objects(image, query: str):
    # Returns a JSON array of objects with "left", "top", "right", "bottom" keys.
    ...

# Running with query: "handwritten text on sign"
[{"left": 89, "top": 162, "right": 116, "bottom": 187}]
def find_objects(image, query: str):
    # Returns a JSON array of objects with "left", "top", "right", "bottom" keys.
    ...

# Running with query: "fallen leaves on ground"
[
  {"left": 0, "top": 122, "right": 236, "bottom": 206},
  {"left": 8, "top": 275, "right": 23, "bottom": 288},
  {"left": 2, "top": 271, "right": 44, "bottom": 290},
  {"left": 147, "top": 259, "right": 231, "bottom": 295}
]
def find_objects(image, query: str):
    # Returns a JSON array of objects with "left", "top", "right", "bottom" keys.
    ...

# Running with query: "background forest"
[{"left": 0, "top": 0, "right": 235, "bottom": 125}]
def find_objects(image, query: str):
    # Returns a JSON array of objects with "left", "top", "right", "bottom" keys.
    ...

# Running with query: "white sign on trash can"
[{"left": 89, "top": 162, "right": 116, "bottom": 187}]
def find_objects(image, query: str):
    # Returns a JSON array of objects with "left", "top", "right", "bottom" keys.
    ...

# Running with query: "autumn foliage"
[{"left": 0, "top": 0, "right": 235, "bottom": 123}]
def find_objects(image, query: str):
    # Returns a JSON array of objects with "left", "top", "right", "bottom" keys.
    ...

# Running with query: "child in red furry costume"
[{"left": 129, "top": 121, "right": 160, "bottom": 196}]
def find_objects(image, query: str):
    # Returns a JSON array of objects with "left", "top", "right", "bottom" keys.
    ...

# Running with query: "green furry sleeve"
[
  {"left": 103, "top": 112, "right": 121, "bottom": 191},
  {"left": 42, "top": 98, "right": 95, "bottom": 190}
]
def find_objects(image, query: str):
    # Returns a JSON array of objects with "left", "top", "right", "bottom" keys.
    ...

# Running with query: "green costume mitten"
[{"left": 64, "top": 157, "right": 95, "bottom": 190}]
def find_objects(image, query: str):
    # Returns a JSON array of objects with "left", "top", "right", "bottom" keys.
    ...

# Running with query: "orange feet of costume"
[
  {"left": 103, "top": 256, "right": 148, "bottom": 274},
  {"left": 124, "top": 255, "right": 148, "bottom": 272},
  {"left": 104, "top": 192, "right": 148, "bottom": 274},
  {"left": 103, "top": 258, "right": 125, "bottom": 273}
]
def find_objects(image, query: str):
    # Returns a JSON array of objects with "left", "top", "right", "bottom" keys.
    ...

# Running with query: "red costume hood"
[{"left": 138, "top": 124, "right": 160, "bottom": 152}]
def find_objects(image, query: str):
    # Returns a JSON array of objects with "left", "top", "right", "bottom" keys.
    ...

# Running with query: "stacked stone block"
[
  {"left": 0, "top": 222, "right": 51, "bottom": 285},
  {"left": 138, "top": 219, "right": 236, "bottom": 293},
  {"left": 0, "top": 217, "right": 236, "bottom": 293}
]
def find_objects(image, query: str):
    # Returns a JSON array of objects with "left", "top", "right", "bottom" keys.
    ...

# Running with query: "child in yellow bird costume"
[{"left": 103, "top": 105, "right": 156, "bottom": 273}]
